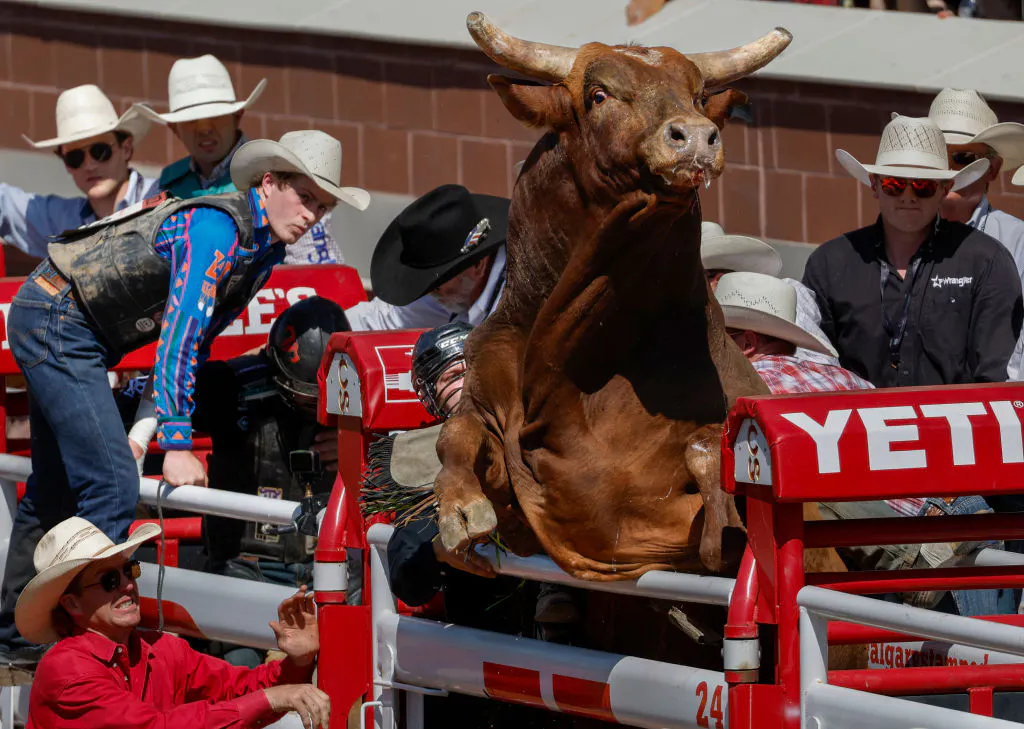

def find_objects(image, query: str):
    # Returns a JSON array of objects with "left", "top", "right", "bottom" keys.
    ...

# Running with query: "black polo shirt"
[{"left": 803, "top": 218, "right": 1023, "bottom": 388}]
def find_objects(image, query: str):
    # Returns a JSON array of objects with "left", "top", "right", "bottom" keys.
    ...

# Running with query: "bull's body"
[{"left": 434, "top": 14, "right": 792, "bottom": 581}]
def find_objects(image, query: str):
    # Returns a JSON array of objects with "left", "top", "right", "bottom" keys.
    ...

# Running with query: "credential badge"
[{"left": 460, "top": 218, "right": 491, "bottom": 254}]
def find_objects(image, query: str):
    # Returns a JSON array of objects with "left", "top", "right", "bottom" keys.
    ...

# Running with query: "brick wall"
[{"left": 2, "top": 1, "right": 1024, "bottom": 250}]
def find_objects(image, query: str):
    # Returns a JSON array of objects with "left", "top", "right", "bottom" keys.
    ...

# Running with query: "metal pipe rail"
[
  {"left": 0, "top": 453, "right": 301, "bottom": 526},
  {"left": 367, "top": 524, "right": 736, "bottom": 605}
]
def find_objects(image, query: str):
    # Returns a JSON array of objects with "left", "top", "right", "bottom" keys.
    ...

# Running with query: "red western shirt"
[{"left": 27, "top": 629, "right": 313, "bottom": 729}]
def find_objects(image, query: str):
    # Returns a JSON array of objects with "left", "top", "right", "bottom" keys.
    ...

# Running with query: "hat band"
[{"left": 169, "top": 96, "right": 240, "bottom": 114}]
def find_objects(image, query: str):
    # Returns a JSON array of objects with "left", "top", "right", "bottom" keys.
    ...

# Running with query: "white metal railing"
[{"left": 799, "top": 585, "right": 1024, "bottom": 729}]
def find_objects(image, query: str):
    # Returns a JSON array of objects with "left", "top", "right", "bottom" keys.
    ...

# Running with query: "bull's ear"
[
  {"left": 488, "top": 75, "right": 573, "bottom": 130},
  {"left": 704, "top": 89, "right": 750, "bottom": 130}
]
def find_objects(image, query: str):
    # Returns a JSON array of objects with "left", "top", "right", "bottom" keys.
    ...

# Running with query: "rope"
[{"left": 156, "top": 480, "right": 167, "bottom": 633}]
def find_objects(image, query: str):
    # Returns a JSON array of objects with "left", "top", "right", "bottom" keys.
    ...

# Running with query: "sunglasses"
[
  {"left": 82, "top": 560, "right": 141, "bottom": 593},
  {"left": 949, "top": 150, "right": 993, "bottom": 169},
  {"left": 877, "top": 176, "right": 940, "bottom": 199},
  {"left": 60, "top": 142, "right": 114, "bottom": 170}
]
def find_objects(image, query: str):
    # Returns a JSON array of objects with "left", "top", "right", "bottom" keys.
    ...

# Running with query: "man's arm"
[
  {"left": 0, "top": 184, "right": 85, "bottom": 258},
  {"left": 968, "top": 245, "right": 1024, "bottom": 383},
  {"left": 345, "top": 295, "right": 451, "bottom": 332},
  {"left": 801, "top": 248, "right": 836, "bottom": 346}
]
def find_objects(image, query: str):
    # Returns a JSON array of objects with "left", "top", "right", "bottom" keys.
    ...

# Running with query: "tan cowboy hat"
[
  {"left": 929, "top": 88, "right": 1024, "bottom": 169},
  {"left": 134, "top": 54, "right": 266, "bottom": 125},
  {"left": 836, "top": 115, "right": 989, "bottom": 192},
  {"left": 715, "top": 271, "right": 837, "bottom": 357},
  {"left": 230, "top": 130, "right": 370, "bottom": 211},
  {"left": 701, "top": 222, "right": 783, "bottom": 276},
  {"left": 15, "top": 517, "right": 160, "bottom": 645},
  {"left": 23, "top": 84, "right": 150, "bottom": 150}
]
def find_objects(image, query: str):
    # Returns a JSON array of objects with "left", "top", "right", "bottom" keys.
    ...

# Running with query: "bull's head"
[{"left": 468, "top": 12, "right": 791, "bottom": 198}]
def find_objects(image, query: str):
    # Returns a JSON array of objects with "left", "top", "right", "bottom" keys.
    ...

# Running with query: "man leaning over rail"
[
  {"left": 0, "top": 130, "right": 368, "bottom": 669},
  {"left": 19, "top": 516, "right": 329, "bottom": 729}
]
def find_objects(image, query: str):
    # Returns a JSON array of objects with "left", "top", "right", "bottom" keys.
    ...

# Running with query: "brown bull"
[{"left": 434, "top": 13, "right": 791, "bottom": 581}]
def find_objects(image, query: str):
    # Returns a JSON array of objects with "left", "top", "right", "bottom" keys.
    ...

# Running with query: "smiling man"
[
  {"left": 18, "top": 517, "right": 329, "bottom": 729},
  {"left": 0, "top": 84, "right": 154, "bottom": 259},
  {"left": 803, "top": 114, "right": 1022, "bottom": 388},
  {"left": 0, "top": 130, "right": 368, "bottom": 669},
  {"left": 136, "top": 55, "right": 343, "bottom": 265}
]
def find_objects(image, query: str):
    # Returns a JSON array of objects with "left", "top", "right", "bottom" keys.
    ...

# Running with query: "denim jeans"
[{"left": 0, "top": 268, "right": 139, "bottom": 648}]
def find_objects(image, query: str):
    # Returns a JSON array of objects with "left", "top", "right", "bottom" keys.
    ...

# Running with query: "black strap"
[{"left": 879, "top": 254, "right": 924, "bottom": 369}]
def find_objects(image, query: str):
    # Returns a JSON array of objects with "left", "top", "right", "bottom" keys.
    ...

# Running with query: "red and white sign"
[
  {"left": 724, "top": 384, "right": 1024, "bottom": 502},
  {"left": 374, "top": 345, "right": 418, "bottom": 404}
]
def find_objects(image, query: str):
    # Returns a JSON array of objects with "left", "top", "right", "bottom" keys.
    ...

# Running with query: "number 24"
[{"left": 696, "top": 681, "right": 724, "bottom": 729}]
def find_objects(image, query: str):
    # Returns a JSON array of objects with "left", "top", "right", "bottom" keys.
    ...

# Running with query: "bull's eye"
[{"left": 591, "top": 88, "right": 609, "bottom": 105}]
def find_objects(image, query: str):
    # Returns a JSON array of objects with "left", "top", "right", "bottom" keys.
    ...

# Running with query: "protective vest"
[
  {"left": 159, "top": 157, "right": 237, "bottom": 200},
  {"left": 205, "top": 356, "right": 334, "bottom": 564},
  {"left": 47, "top": 192, "right": 261, "bottom": 354}
]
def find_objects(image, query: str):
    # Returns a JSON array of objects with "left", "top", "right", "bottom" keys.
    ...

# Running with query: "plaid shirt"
[{"left": 752, "top": 354, "right": 874, "bottom": 395}]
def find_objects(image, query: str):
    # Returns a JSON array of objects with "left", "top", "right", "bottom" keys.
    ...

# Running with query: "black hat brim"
[{"left": 370, "top": 193, "right": 509, "bottom": 307}]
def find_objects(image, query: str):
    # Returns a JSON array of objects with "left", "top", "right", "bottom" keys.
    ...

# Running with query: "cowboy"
[
  {"left": 701, "top": 222, "right": 837, "bottom": 365},
  {"left": 135, "top": 55, "right": 341, "bottom": 265},
  {"left": 928, "top": 88, "right": 1024, "bottom": 379},
  {"left": 346, "top": 184, "right": 509, "bottom": 330},
  {"left": 715, "top": 272, "right": 868, "bottom": 393},
  {"left": 19, "top": 516, "right": 329, "bottom": 728},
  {"left": 0, "top": 130, "right": 368, "bottom": 668},
  {"left": 0, "top": 84, "right": 154, "bottom": 259},
  {"left": 803, "top": 114, "right": 1022, "bottom": 388}
]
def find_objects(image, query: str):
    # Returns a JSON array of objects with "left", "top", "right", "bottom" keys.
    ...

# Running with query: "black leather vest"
[{"left": 48, "top": 192, "right": 264, "bottom": 353}]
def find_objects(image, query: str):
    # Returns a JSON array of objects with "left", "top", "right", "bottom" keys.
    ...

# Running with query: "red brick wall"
[{"left": 2, "top": 1, "right": 1024, "bottom": 247}]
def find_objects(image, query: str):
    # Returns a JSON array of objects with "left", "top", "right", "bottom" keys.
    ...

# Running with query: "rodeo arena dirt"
[{"left": 5, "top": 1, "right": 1024, "bottom": 728}]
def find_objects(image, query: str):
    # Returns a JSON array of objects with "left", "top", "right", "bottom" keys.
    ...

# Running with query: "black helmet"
[
  {"left": 268, "top": 296, "right": 351, "bottom": 412},
  {"left": 412, "top": 322, "right": 472, "bottom": 418}
]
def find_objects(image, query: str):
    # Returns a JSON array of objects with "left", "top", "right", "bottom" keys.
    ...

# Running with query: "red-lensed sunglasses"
[{"left": 877, "top": 176, "right": 940, "bottom": 199}]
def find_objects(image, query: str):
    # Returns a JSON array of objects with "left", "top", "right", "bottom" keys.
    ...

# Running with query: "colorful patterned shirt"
[
  {"left": 752, "top": 354, "right": 874, "bottom": 395},
  {"left": 151, "top": 188, "right": 284, "bottom": 450}
]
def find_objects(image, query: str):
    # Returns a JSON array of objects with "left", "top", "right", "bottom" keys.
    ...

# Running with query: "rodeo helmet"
[
  {"left": 267, "top": 296, "right": 351, "bottom": 413},
  {"left": 412, "top": 321, "right": 473, "bottom": 418}
]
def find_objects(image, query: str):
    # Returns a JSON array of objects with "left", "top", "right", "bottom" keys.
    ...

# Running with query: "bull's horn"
[
  {"left": 467, "top": 11, "right": 578, "bottom": 83},
  {"left": 689, "top": 28, "right": 793, "bottom": 88}
]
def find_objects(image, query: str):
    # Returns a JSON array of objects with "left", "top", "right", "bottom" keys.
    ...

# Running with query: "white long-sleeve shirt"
[{"left": 346, "top": 247, "right": 507, "bottom": 331}]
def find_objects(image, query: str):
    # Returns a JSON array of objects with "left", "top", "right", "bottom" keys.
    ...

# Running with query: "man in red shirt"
[{"left": 17, "top": 516, "right": 330, "bottom": 729}]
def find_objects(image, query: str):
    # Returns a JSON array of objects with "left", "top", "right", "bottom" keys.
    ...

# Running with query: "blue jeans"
[{"left": 0, "top": 268, "right": 139, "bottom": 647}]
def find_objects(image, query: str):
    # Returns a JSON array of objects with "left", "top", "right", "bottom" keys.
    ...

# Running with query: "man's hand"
[
  {"left": 271, "top": 586, "right": 319, "bottom": 666},
  {"left": 263, "top": 684, "right": 330, "bottom": 729},
  {"left": 162, "top": 450, "right": 208, "bottom": 487},
  {"left": 433, "top": 539, "right": 496, "bottom": 578},
  {"left": 129, "top": 440, "right": 145, "bottom": 461},
  {"left": 312, "top": 431, "right": 338, "bottom": 475}
]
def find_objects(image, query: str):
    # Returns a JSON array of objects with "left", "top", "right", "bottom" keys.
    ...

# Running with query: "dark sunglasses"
[
  {"left": 878, "top": 176, "right": 940, "bottom": 199},
  {"left": 949, "top": 150, "right": 993, "bottom": 169},
  {"left": 60, "top": 142, "right": 114, "bottom": 170},
  {"left": 82, "top": 560, "right": 141, "bottom": 593}
]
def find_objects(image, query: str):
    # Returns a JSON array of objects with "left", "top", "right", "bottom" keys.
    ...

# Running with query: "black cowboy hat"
[{"left": 371, "top": 184, "right": 509, "bottom": 306}]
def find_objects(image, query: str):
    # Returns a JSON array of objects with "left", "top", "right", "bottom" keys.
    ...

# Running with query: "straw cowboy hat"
[
  {"left": 230, "top": 130, "right": 370, "bottom": 211},
  {"left": 929, "top": 88, "right": 1024, "bottom": 169},
  {"left": 135, "top": 54, "right": 266, "bottom": 125},
  {"left": 715, "top": 271, "right": 838, "bottom": 357},
  {"left": 835, "top": 115, "right": 989, "bottom": 192},
  {"left": 700, "top": 222, "right": 783, "bottom": 276},
  {"left": 23, "top": 84, "right": 151, "bottom": 150},
  {"left": 371, "top": 184, "right": 509, "bottom": 306},
  {"left": 15, "top": 517, "right": 160, "bottom": 645}
]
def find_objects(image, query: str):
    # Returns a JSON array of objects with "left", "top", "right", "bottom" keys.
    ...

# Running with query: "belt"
[{"left": 32, "top": 260, "right": 74, "bottom": 300}]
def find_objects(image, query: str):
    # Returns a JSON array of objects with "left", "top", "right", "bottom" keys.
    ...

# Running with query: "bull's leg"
[
  {"left": 684, "top": 424, "right": 745, "bottom": 573},
  {"left": 434, "top": 412, "right": 501, "bottom": 551}
]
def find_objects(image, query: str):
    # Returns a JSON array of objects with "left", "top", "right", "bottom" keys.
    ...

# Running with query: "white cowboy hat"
[
  {"left": 134, "top": 54, "right": 266, "bottom": 125},
  {"left": 701, "top": 222, "right": 783, "bottom": 277},
  {"left": 230, "top": 130, "right": 370, "bottom": 211},
  {"left": 15, "top": 517, "right": 160, "bottom": 645},
  {"left": 928, "top": 88, "right": 1024, "bottom": 169},
  {"left": 835, "top": 115, "right": 989, "bottom": 192},
  {"left": 23, "top": 84, "right": 151, "bottom": 150},
  {"left": 715, "top": 271, "right": 838, "bottom": 357}
]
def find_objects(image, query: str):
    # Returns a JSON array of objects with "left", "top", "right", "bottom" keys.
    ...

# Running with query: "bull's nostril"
[
  {"left": 708, "top": 130, "right": 719, "bottom": 147},
  {"left": 669, "top": 125, "right": 686, "bottom": 144}
]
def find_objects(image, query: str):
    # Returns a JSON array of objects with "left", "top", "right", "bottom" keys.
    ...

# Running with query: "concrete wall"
[{"left": 2, "top": 2, "right": 1023, "bottom": 278}]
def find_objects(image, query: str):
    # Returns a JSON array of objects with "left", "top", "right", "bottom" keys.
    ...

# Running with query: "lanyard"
[{"left": 878, "top": 254, "right": 924, "bottom": 369}]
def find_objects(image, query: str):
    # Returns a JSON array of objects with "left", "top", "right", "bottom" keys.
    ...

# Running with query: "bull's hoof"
[{"left": 438, "top": 496, "right": 498, "bottom": 551}]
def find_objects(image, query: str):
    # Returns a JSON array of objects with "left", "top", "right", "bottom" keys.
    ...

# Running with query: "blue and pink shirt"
[{"left": 151, "top": 188, "right": 284, "bottom": 450}]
